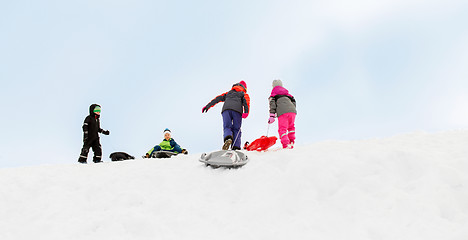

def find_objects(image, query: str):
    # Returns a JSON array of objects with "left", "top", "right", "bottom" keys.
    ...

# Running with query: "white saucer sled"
[{"left": 199, "top": 150, "right": 249, "bottom": 168}]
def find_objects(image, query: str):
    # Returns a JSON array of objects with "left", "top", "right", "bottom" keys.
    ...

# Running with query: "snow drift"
[{"left": 0, "top": 131, "right": 467, "bottom": 240}]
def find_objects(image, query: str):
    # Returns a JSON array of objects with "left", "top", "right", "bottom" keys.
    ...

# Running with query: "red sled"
[{"left": 244, "top": 136, "right": 278, "bottom": 151}]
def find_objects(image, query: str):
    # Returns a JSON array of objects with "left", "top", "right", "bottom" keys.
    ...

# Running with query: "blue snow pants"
[
  {"left": 150, "top": 145, "right": 183, "bottom": 156},
  {"left": 222, "top": 110, "right": 242, "bottom": 148}
]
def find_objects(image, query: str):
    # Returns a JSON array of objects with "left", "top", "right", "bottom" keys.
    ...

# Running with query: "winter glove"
[
  {"left": 102, "top": 130, "right": 110, "bottom": 135},
  {"left": 202, "top": 106, "right": 208, "bottom": 113},
  {"left": 268, "top": 113, "right": 276, "bottom": 124},
  {"left": 242, "top": 113, "right": 249, "bottom": 119}
]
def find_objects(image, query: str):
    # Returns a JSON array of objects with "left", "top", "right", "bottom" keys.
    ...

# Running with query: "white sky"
[{"left": 0, "top": 0, "right": 467, "bottom": 168}]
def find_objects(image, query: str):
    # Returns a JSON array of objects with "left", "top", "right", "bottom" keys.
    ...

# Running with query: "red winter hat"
[{"left": 239, "top": 80, "right": 247, "bottom": 90}]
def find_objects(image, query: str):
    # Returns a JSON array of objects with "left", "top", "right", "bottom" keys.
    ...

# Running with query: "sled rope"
[{"left": 233, "top": 127, "right": 242, "bottom": 148}]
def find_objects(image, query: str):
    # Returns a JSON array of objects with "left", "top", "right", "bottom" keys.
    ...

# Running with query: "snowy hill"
[{"left": 1, "top": 131, "right": 468, "bottom": 240}]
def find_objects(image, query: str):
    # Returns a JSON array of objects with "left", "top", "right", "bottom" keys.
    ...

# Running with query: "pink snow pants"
[{"left": 278, "top": 112, "right": 296, "bottom": 148}]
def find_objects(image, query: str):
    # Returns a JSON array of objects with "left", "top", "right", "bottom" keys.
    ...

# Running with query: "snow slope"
[{"left": 1, "top": 131, "right": 468, "bottom": 240}]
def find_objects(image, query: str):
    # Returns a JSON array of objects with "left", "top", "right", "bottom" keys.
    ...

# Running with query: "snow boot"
[{"left": 222, "top": 136, "right": 233, "bottom": 150}]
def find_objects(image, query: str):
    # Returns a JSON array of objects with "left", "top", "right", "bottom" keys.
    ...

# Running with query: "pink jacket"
[
  {"left": 269, "top": 86, "right": 297, "bottom": 117},
  {"left": 270, "top": 86, "right": 294, "bottom": 98}
]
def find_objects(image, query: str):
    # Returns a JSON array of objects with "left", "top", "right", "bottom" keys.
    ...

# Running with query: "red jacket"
[{"left": 205, "top": 83, "right": 250, "bottom": 115}]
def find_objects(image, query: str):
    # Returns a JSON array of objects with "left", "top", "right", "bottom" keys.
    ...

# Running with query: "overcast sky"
[{"left": 1, "top": 0, "right": 467, "bottom": 168}]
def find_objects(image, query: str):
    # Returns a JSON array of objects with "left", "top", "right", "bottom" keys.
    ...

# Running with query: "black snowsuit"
[{"left": 78, "top": 104, "right": 106, "bottom": 163}]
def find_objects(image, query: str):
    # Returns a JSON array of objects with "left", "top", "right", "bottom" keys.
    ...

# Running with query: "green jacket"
[{"left": 147, "top": 138, "right": 183, "bottom": 156}]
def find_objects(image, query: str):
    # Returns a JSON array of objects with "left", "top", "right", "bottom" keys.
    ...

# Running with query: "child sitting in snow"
[
  {"left": 268, "top": 80, "right": 297, "bottom": 149},
  {"left": 144, "top": 128, "right": 187, "bottom": 158}
]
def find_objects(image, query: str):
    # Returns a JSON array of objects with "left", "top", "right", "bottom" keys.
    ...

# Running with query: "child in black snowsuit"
[{"left": 78, "top": 104, "right": 110, "bottom": 163}]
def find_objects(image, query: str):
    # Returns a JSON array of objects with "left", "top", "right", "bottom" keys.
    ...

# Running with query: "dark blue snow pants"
[
  {"left": 222, "top": 110, "right": 242, "bottom": 149},
  {"left": 150, "top": 145, "right": 183, "bottom": 156}
]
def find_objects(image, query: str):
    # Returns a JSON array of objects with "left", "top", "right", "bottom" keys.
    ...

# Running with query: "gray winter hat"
[{"left": 272, "top": 79, "right": 283, "bottom": 87}]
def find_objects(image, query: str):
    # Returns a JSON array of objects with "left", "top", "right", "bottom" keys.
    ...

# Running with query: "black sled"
[
  {"left": 141, "top": 151, "right": 179, "bottom": 159},
  {"left": 154, "top": 151, "right": 179, "bottom": 158},
  {"left": 109, "top": 152, "right": 135, "bottom": 161}
]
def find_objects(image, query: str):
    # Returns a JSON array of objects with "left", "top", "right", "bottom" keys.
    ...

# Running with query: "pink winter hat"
[{"left": 239, "top": 80, "right": 247, "bottom": 90}]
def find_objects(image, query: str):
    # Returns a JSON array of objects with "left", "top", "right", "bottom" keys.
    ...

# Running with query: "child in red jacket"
[{"left": 202, "top": 81, "right": 250, "bottom": 150}]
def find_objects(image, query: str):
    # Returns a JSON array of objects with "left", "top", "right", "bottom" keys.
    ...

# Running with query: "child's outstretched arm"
[
  {"left": 97, "top": 126, "right": 110, "bottom": 135},
  {"left": 202, "top": 92, "right": 227, "bottom": 113}
]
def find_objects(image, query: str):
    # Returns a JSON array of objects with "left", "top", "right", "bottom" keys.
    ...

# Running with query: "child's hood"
[
  {"left": 89, "top": 104, "right": 101, "bottom": 115},
  {"left": 270, "top": 86, "right": 292, "bottom": 98},
  {"left": 231, "top": 83, "right": 247, "bottom": 93}
]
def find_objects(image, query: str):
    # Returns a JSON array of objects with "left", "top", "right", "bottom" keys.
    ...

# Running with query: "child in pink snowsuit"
[{"left": 268, "top": 80, "right": 297, "bottom": 149}]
